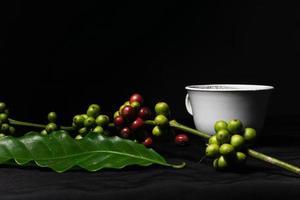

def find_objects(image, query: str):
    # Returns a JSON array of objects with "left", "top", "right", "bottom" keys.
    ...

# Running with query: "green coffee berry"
[
  {"left": 75, "top": 134, "right": 83, "bottom": 140},
  {"left": 230, "top": 134, "right": 245, "bottom": 150},
  {"left": 243, "top": 127, "right": 257, "bottom": 143},
  {"left": 1, "top": 123, "right": 10, "bottom": 132},
  {"left": 9, "top": 126, "right": 15, "bottom": 134},
  {"left": 81, "top": 114, "right": 89, "bottom": 120},
  {"left": 155, "top": 102, "right": 170, "bottom": 116},
  {"left": 208, "top": 135, "right": 220, "bottom": 145},
  {"left": 218, "top": 156, "right": 229, "bottom": 169},
  {"left": 73, "top": 115, "right": 85, "bottom": 126},
  {"left": 88, "top": 104, "right": 101, "bottom": 113},
  {"left": 87, "top": 107, "right": 100, "bottom": 118},
  {"left": 78, "top": 127, "right": 88, "bottom": 135},
  {"left": 236, "top": 152, "right": 247, "bottom": 164},
  {"left": 96, "top": 115, "right": 110, "bottom": 127},
  {"left": 227, "top": 119, "right": 243, "bottom": 134},
  {"left": 0, "top": 113, "right": 8, "bottom": 122},
  {"left": 130, "top": 101, "right": 140, "bottom": 109},
  {"left": 46, "top": 123, "right": 57, "bottom": 133},
  {"left": 214, "top": 120, "right": 228, "bottom": 133},
  {"left": 84, "top": 117, "right": 96, "bottom": 128},
  {"left": 47, "top": 112, "right": 57, "bottom": 123},
  {"left": 0, "top": 102, "right": 6, "bottom": 112},
  {"left": 219, "top": 144, "right": 235, "bottom": 157},
  {"left": 93, "top": 126, "right": 104, "bottom": 135},
  {"left": 154, "top": 115, "right": 169, "bottom": 127},
  {"left": 205, "top": 144, "right": 220, "bottom": 158},
  {"left": 216, "top": 129, "right": 231, "bottom": 144},
  {"left": 41, "top": 129, "right": 48, "bottom": 135},
  {"left": 152, "top": 126, "right": 163, "bottom": 137},
  {"left": 114, "top": 111, "right": 120, "bottom": 118}
]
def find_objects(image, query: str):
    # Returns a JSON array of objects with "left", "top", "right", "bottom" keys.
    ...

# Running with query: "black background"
[
  {"left": 1, "top": 1, "right": 300, "bottom": 200},
  {"left": 1, "top": 1, "right": 299, "bottom": 124}
]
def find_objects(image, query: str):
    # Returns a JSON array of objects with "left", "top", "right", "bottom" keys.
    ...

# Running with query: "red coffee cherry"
[
  {"left": 129, "top": 93, "right": 143, "bottom": 104},
  {"left": 130, "top": 117, "right": 144, "bottom": 131},
  {"left": 138, "top": 107, "right": 152, "bottom": 120},
  {"left": 142, "top": 137, "right": 153, "bottom": 147},
  {"left": 114, "top": 116, "right": 125, "bottom": 127},
  {"left": 120, "top": 127, "right": 132, "bottom": 138},
  {"left": 175, "top": 134, "right": 189, "bottom": 145},
  {"left": 121, "top": 106, "right": 136, "bottom": 121}
]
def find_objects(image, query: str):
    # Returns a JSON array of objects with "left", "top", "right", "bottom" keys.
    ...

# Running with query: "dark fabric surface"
[{"left": 1, "top": 117, "right": 300, "bottom": 200}]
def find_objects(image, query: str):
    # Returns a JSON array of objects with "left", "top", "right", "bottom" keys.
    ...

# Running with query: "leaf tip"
[{"left": 171, "top": 162, "right": 186, "bottom": 169}]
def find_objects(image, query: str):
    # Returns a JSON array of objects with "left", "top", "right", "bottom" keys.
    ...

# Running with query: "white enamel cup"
[{"left": 185, "top": 84, "right": 274, "bottom": 135}]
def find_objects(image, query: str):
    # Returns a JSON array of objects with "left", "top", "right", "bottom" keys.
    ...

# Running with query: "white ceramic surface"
[{"left": 185, "top": 84, "right": 274, "bottom": 135}]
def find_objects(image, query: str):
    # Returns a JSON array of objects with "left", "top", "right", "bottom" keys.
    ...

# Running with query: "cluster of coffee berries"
[
  {"left": 152, "top": 102, "right": 189, "bottom": 146},
  {"left": 0, "top": 102, "right": 15, "bottom": 137},
  {"left": 112, "top": 94, "right": 191, "bottom": 147},
  {"left": 72, "top": 104, "right": 110, "bottom": 139},
  {"left": 205, "top": 119, "right": 257, "bottom": 170},
  {"left": 0, "top": 95, "right": 190, "bottom": 148},
  {"left": 152, "top": 102, "right": 170, "bottom": 137},
  {"left": 40, "top": 112, "right": 58, "bottom": 135},
  {"left": 113, "top": 94, "right": 152, "bottom": 143}
]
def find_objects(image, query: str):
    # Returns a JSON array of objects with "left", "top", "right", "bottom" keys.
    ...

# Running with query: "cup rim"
[{"left": 185, "top": 84, "right": 274, "bottom": 92}]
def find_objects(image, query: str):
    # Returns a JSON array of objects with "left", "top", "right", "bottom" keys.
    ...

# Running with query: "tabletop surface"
[{"left": 1, "top": 117, "right": 300, "bottom": 200}]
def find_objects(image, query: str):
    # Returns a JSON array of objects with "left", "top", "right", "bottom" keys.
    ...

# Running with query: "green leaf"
[{"left": 0, "top": 131, "right": 184, "bottom": 172}]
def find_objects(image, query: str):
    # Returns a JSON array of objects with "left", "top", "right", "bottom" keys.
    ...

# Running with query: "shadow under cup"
[{"left": 185, "top": 84, "right": 274, "bottom": 135}]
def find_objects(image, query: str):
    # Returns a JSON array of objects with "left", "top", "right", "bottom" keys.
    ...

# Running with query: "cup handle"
[{"left": 185, "top": 94, "right": 193, "bottom": 115}]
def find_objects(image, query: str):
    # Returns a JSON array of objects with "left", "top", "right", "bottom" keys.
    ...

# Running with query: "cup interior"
[{"left": 185, "top": 84, "right": 274, "bottom": 92}]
